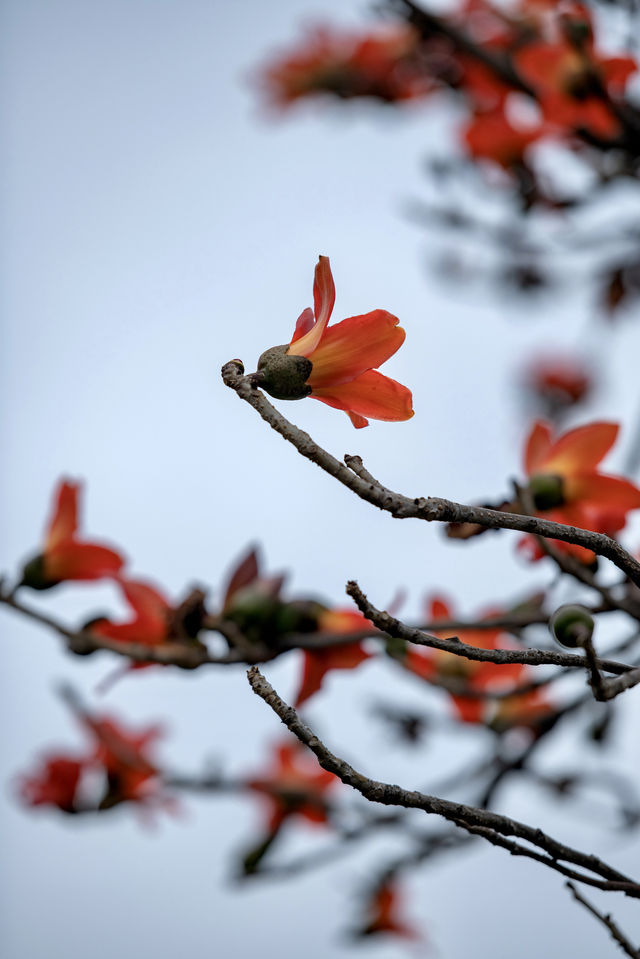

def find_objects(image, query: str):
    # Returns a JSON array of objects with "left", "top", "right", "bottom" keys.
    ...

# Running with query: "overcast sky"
[{"left": 2, "top": 1, "right": 640, "bottom": 957}]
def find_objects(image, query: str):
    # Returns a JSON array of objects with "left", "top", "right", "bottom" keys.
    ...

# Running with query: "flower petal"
[
  {"left": 543, "top": 422, "right": 619, "bottom": 475},
  {"left": 311, "top": 369, "right": 414, "bottom": 427},
  {"left": 566, "top": 472, "right": 640, "bottom": 511},
  {"left": 290, "top": 307, "right": 315, "bottom": 345},
  {"left": 287, "top": 256, "right": 335, "bottom": 357},
  {"left": 524, "top": 421, "right": 553, "bottom": 476},
  {"left": 45, "top": 542, "right": 124, "bottom": 582},
  {"left": 45, "top": 480, "right": 79, "bottom": 552},
  {"left": 306, "top": 310, "right": 405, "bottom": 387}
]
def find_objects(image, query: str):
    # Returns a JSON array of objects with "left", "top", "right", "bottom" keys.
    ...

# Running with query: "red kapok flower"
[
  {"left": 355, "top": 879, "right": 421, "bottom": 941},
  {"left": 20, "top": 479, "right": 125, "bottom": 590},
  {"left": 515, "top": 38, "right": 637, "bottom": 139},
  {"left": 18, "top": 755, "right": 86, "bottom": 813},
  {"left": 83, "top": 713, "right": 166, "bottom": 809},
  {"left": 524, "top": 355, "right": 593, "bottom": 414},
  {"left": 258, "top": 24, "right": 433, "bottom": 108},
  {"left": 463, "top": 107, "right": 544, "bottom": 170},
  {"left": 522, "top": 420, "right": 640, "bottom": 562},
  {"left": 256, "top": 256, "right": 414, "bottom": 428},
  {"left": 247, "top": 740, "right": 338, "bottom": 832},
  {"left": 295, "top": 606, "right": 374, "bottom": 707},
  {"left": 405, "top": 596, "right": 527, "bottom": 724}
]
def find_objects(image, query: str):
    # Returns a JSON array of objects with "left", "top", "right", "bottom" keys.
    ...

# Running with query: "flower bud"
[
  {"left": 256, "top": 345, "right": 312, "bottom": 400},
  {"left": 528, "top": 473, "right": 565, "bottom": 510},
  {"left": 550, "top": 604, "right": 595, "bottom": 648},
  {"left": 20, "top": 554, "right": 55, "bottom": 590}
]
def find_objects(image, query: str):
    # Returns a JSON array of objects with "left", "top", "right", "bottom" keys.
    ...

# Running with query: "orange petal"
[
  {"left": 306, "top": 311, "right": 405, "bottom": 388},
  {"left": 565, "top": 472, "right": 640, "bottom": 511},
  {"left": 543, "top": 422, "right": 619, "bottom": 475},
  {"left": 45, "top": 542, "right": 124, "bottom": 582},
  {"left": 119, "top": 579, "right": 171, "bottom": 633},
  {"left": 288, "top": 256, "right": 335, "bottom": 357},
  {"left": 295, "top": 643, "right": 371, "bottom": 707},
  {"left": 524, "top": 421, "right": 553, "bottom": 475},
  {"left": 428, "top": 595, "right": 453, "bottom": 622},
  {"left": 451, "top": 695, "right": 486, "bottom": 723},
  {"left": 45, "top": 480, "right": 79, "bottom": 552},
  {"left": 311, "top": 370, "right": 414, "bottom": 427},
  {"left": 290, "top": 307, "right": 314, "bottom": 345}
]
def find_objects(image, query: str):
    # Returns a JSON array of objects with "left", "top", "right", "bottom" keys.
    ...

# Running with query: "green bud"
[
  {"left": 529, "top": 473, "right": 566, "bottom": 510},
  {"left": 256, "top": 345, "right": 312, "bottom": 401},
  {"left": 20, "top": 554, "right": 55, "bottom": 591},
  {"left": 550, "top": 604, "right": 595, "bottom": 648}
]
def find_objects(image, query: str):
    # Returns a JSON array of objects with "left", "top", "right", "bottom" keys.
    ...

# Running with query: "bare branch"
[
  {"left": 247, "top": 666, "right": 640, "bottom": 896},
  {"left": 346, "top": 580, "right": 635, "bottom": 676},
  {"left": 221, "top": 361, "right": 640, "bottom": 589}
]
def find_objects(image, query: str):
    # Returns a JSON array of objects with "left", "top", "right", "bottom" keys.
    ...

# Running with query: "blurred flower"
[
  {"left": 523, "top": 355, "right": 593, "bottom": 416},
  {"left": 258, "top": 24, "right": 433, "bottom": 108},
  {"left": 247, "top": 740, "right": 338, "bottom": 832},
  {"left": 20, "top": 479, "right": 125, "bottom": 590},
  {"left": 82, "top": 713, "right": 167, "bottom": 810},
  {"left": 354, "top": 879, "right": 421, "bottom": 941},
  {"left": 405, "top": 596, "right": 525, "bottom": 723},
  {"left": 88, "top": 577, "right": 207, "bottom": 687},
  {"left": 463, "top": 106, "right": 544, "bottom": 169},
  {"left": 18, "top": 755, "right": 85, "bottom": 813},
  {"left": 522, "top": 420, "right": 640, "bottom": 562},
  {"left": 257, "top": 256, "right": 414, "bottom": 428},
  {"left": 515, "top": 25, "right": 637, "bottom": 139},
  {"left": 295, "top": 607, "right": 374, "bottom": 707}
]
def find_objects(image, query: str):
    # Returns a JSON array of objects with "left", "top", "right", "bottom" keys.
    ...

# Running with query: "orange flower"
[
  {"left": 463, "top": 107, "right": 544, "bottom": 169},
  {"left": 257, "top": 256, "right": 413, "bottom": 428},
  {"left": 515, "top": 38, "right": 637, "bottom": 139},
  {"left": 19, "top": 755, "right": 86, "bottom": 813},
  {"left": 355, "top": 879, "right": 421, "bottom": 941},
  {"left": 247, "top": 740, "right": 338, "bottom": 832},
  {"left": 406, "top": 596, "right": 528, "bottom": 724},
  {"left": 522, "top": 420, "right": 640, "bottom": 562},
  {"left": 295, "top": 607, "right": 373, "bottom": 707},
  {"left": 83, "top": 713, "right": 167, "bottom": 809},
  {"left": 20, "top": 479, "right": 125, "bottom": 590},
  {"left": 258, "top": 25, "right": 433, "bottom": 108},
  {"left": 524, "top": 355, "right": 592, "bottom": 414}
]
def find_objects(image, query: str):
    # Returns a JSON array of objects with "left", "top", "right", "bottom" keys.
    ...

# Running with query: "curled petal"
[
  {"left": 306, "top": 310, "right": 405, "bottom": 388},
  {"left": 290, "top": 307, "right": 315, "bottom": 345},
  {"left": 44, "top": 542, "right": 124, "bottom": 583},
  {"left": 45, "top": 480, "right": 79, "bottom": 552},
  {"left": 311, "top": 370, "right": 414, "bottom": 428},
  {"left": 288, "top": 256, "right": 335, "bottom": 357}
]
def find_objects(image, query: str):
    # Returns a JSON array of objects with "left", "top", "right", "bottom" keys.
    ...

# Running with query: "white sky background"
[{"left": 2, "top": 1, "right": 640, "bottom": 957}]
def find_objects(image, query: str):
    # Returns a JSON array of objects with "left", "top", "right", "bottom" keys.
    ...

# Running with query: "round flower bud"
[
  {"left": 550, "top": 604, "right": 595, "bottom": 648},
  {"left": 528, "top": 473, "right": 565, "bottom": 510},
  {"left": 256, "top": 344, "right": 313, "bottom": 401}
]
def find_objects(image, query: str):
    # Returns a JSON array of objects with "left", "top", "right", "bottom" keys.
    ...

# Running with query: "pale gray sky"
[{"left": 2, "top": 1, "right": 639, "bottom": 957}]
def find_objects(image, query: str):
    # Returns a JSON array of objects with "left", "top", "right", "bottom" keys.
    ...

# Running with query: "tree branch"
[
  {"left": 221, "top": 361, "right": 640, "bottom": 589},
  {"left": 246, "top": 666, "right": 640, "bottom": 896}
]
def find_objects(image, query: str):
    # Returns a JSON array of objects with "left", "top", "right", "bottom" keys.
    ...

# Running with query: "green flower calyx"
[{"left": 256, "top": 345, "right": 313, "bottom": 401}]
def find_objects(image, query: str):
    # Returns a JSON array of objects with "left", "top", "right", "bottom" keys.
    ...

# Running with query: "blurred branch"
[
  {"left": 247, "top": 666, "right": 640, "bottom": 896},
  {"left": 222, "top": 361, "right": 640, "bottom": 589}
]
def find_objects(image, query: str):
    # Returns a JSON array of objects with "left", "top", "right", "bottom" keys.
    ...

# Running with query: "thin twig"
[
  {"left": 346, "top": 580, "right": 634, "bottom": 676},
  {"left": 566, "top": 882, "right": 640, "bottom": 958}
]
